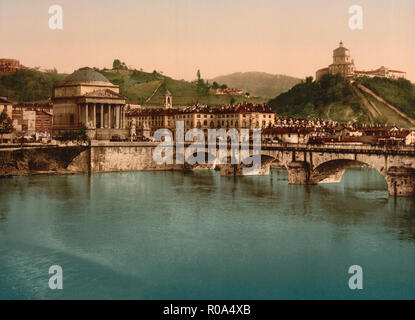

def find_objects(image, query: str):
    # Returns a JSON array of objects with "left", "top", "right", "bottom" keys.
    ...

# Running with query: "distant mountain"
[{"left": 209, "top": 72, "right": 302, "bottom": 98}]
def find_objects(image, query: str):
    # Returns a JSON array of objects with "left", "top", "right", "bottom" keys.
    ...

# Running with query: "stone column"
[
  {"left": 108, "top": 104, "right": 112, "bottom": 128},
  {"left": 122, "top": 106, "right": 126, "bottom": 129},
  {"left": 77, "top": 104, "right": 81, "bottom": 126},
  {"left": 85, "top": 104, "right": 89, "bottom": 128},
  {"left": 119, "top": 105, "right": 122, "bottom": 129},
  {"left": 116, "top": 105, "right": 120, "bottom": 129},
  {"left": 120, "top": 104, "right": 124, "bottom": 129},
  {"left": 93, "top": 104, "right": 96, "bottom": 128},
  {"left": 100, "top": 104, "right": 104, "bottom": 128}
]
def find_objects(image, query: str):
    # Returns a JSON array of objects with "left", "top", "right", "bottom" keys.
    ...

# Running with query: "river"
[{"left": 1, "top": 168, "right": 415, "bottom": 299}]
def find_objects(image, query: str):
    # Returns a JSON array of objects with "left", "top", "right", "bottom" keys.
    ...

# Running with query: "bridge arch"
[
  {"left": 310, "top": 159, "right": 373, "bottom": 184},
  {"left": 309, "top": 158, "right": 415, "bottom": 197}
]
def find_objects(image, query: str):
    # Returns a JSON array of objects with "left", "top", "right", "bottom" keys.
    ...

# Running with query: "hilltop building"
[
  {"left": 316, "top": 42, "right": 406, "bottom": 81},
  {"left": 52, "top": 67, "right": 128, "bottom": 140},
  {"left": 0, "top": 59, "right": 28, "bottom": 75}
]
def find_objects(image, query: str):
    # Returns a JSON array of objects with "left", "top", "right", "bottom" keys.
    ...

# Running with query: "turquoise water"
[{"left": 1, "top": 168, "right": 415, "bottom": 300}]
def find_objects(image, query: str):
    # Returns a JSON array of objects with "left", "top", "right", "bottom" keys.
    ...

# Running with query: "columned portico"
[
  {"left": 78, "top": 103, "right": 127, "bottom": 130},
  {"left": 52, "top": 67, "right": 128, "bottom": 140}
]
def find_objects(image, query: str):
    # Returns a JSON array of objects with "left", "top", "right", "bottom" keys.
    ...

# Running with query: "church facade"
[
  {"left": 316, "top": 42, "right": 406, "bottom": 81},
  {"left": 52, "top": 67, "right": 128, "bottom": 140}
]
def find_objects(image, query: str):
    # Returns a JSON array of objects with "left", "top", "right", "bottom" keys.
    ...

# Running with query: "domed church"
[
  {"left": 316, "top": 42, "right": 406, "bottom": 81},
  {"left": 316, "top": 41, "right": 355, "bottom": 81},
  {"left": 52, "top": 67, "right": 128, "bottom": 140}
]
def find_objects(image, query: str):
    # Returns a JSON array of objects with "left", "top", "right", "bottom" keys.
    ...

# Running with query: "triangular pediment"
[{"left": 83, "top": 89, "right": 124, "bottom": 99}]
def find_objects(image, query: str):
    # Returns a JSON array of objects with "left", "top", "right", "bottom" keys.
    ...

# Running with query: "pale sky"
[{"left": 1, "top": 0, "right": 414, "bottom": 81}]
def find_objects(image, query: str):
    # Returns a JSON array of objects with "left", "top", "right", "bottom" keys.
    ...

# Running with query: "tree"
[
  {"left": 212, "top": 81, "right": 219, "bottom": 89},
  {"left": 230, "top": 97, "right": 236, "bottom": 105},
  {"left": 112, "top": 59, "right": 127, "bottom": 70},
  {"left": 197, "top": 70, "right": 201, "bottom": 81},
  {"left": 220, "top": 84, "right": 228, "bottom": 89},
  {"left": 0, "top": 110, "right": 13, "bottom": 133}
]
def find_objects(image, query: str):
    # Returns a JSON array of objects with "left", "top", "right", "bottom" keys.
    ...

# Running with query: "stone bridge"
[
  {"left": 63, "top": 141, "right": 415, "bottom": 197},
  {"left": 258, "top": 143, "right": 415, "bottom": 197},
  {"left": 184, "top": 142, "right": 415, "bottom": 197}
]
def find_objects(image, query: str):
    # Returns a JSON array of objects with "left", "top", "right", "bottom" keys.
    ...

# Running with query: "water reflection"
[{"left": 1, "top": 168, "right": 415, "bottom": 299}]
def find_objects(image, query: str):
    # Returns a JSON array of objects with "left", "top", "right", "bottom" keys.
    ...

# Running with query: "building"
[
  {"left": 316, "top": 42, "right": 355, "bottom": 81},
  {"left": 262, "top": 127, "right": 313, "bottom": 144},
  {"left": 0, "top": 58, "right": 28, "bottom": 75},
  {"left": 405, "top": 131, "right": 415, "bottom": 146},
  {"left": 316, "top": 42, "right": 406, "bottom": 81},
  {"left": 52, "top": 67, "right": 128, "bottom": 140},
  {"left": 354, "top": 66, "right": 406, "bottom": 79},
  {"left": 0, "top": 97, "right": 13, "bottom": 143},
  {"left": 0, "top": 97, "right": 13, "bottom": 119},
  {"left": 12, "top": 104, "right": 53, "bottom": 141},
  {"left": 163, "top": 90, "right": 172, "bottom": 109},
  {"left": 126, "top": 102, "right": 275, "bottom": 139},
  {"left": 211, "top": 88, "right": 246, "bottom": 96}
]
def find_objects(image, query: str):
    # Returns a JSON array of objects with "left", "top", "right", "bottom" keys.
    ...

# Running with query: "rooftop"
[{"left": 59, "top": 67, "right": 110, "bottom": 85}]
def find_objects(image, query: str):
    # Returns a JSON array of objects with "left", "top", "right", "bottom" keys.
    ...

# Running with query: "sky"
[{"left": 0, "top": 0, "right": 414, "bottom": 81}]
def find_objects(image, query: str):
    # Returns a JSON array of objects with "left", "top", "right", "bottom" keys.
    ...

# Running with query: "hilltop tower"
[
  {"left": 163, "top": 89, "right": 172, "bottom": 109},
  {"left": 328, "top": 41, "right": 355, "bottom": 79}
]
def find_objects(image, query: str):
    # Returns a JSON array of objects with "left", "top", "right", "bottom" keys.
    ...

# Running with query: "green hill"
[
  {"left": 210, "top": 72, "right": 301, "bottom": 98},
  {"left": 356, "top": 77, "right": 415, "bottom": 119},
  {"left": 0, "top": 67, "right": 267, "bottom": 106},
  {"left": 100, "top": 68, "right": 267, "bottom": 107},
  {"left": 268, "top": 74, "right": 415, "bottom": 128},
  {"left": 0, "top": 68, "right": 65, "bottom": 103}
]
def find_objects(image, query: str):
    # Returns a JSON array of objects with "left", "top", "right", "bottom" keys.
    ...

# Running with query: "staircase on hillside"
[{"left": 354, "top": 83, "right": 415, "bottom": 125}]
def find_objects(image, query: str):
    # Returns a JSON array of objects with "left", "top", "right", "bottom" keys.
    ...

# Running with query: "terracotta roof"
[
  {"left": 316, "top": 67, "right": 329, "bottom": 73},
  {"left": 127, "top": 103, "right": 274, "bottom": 117}
]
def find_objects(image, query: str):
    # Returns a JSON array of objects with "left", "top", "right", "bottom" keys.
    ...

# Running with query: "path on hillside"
[
  {"left": 355, "top": 83, "right": 415, "bottom": 125},
  {"left": 145, "top": 80, "right": 164, "bottom": 104},
  {"left": 352, "top": 86, "right": 381, "bottom": 121}
]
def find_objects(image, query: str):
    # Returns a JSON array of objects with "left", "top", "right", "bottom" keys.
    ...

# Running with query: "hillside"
[
  {"left": 0, "top": 66, "right": 266, "bottom": 106},
  {"left": 100, "top": 69, "right": 267, "bottom": 107},
  {"left": 356, "top": 77, "right": 415, "bottom": 119},
  {"left": 0, "top": 68, "right": 64, "bottom": 103},
  {"left": 268, "top": 74, "right": 415, "bottom": 127},
  {"left": 210, "top": 72, "right": 301, "bottom": 98}
]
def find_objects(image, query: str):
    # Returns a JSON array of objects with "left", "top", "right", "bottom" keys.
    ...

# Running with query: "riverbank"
[{"left": 0, "top": 145, "right": 88, "bottom": 177}]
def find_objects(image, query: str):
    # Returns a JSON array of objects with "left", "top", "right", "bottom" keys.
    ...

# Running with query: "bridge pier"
[
  {"left": 287, "top": 161, "right": 313, "bottom": 185},
  {"left": 219, "top": 162, "right": 271, "bottom": 176},
  {"left": 386, "top": 167, "right": 415, "bottom": 197}
]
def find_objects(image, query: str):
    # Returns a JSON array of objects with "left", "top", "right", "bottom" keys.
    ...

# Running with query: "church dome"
[
  {"left": 333, "top": 41, "right": 350, "bottom": 56},
  {"left": 60, "top": 67, "right": 110, "bottom": 84}
]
